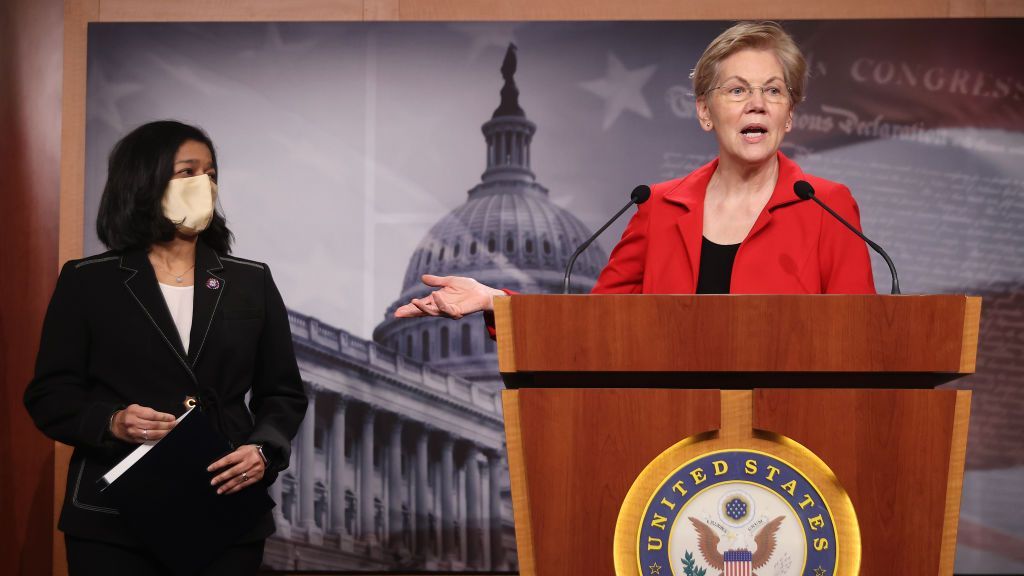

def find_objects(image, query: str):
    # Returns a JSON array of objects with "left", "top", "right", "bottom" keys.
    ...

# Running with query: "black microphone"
[
  {"left": 563, "top": 185, "right": 652, "bottom": 294},
  {"left": 794, "top": 180, "right": 900, "bottom": 294}
]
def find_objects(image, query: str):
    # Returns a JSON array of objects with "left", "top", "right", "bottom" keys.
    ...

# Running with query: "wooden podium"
[{"left": 494, "top": 295, "right": 980, "bottom": 576}]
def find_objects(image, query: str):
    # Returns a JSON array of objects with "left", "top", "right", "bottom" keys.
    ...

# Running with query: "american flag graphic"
[{"left": 723, "top": 550, "right": 753, "bottom": 576}]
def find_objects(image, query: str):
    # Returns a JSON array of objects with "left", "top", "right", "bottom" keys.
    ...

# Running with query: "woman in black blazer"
[{"left": 24, "top": 121, "right": 308, "bottom": 575}]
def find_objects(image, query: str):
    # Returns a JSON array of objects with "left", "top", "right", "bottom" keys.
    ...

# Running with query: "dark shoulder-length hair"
[{"left": 96, "top": 120, "right": 233, "bottom": 253}]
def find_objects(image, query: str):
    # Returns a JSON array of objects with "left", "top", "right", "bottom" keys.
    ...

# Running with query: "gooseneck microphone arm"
[
  {"left": 563, "top": 185, "right": 652, "bottom": 294},
  {"left": 793, "top": 180, "right": 901, "bottom": 295}
]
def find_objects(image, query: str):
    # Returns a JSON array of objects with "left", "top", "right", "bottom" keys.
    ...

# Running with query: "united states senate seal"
[
  {"left": 638, "top": 450, "right": 835, "bottom": 576},
  {"left": 614, "top": 429, "right": 860, "bottom": 576}
]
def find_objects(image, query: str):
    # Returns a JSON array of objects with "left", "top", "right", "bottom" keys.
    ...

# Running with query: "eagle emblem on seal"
[{"left": 689, "top": 515, "right": 785, "bottom": 576}]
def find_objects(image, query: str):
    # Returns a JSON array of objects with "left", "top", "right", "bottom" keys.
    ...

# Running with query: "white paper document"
[{"left": 100, "top": 407, "right": 195, "bottom": 488}]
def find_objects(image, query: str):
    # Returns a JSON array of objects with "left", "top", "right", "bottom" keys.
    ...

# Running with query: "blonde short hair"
[{"left": 691, "top": 21, "right": 807, "bottom": 106}]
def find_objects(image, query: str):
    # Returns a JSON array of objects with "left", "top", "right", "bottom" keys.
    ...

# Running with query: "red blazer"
[{"left": 592, "top": 152, "right": 876, "bottom": 294}]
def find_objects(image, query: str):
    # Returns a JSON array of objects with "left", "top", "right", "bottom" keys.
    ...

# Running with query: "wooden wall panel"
[
  {"left": 0, "top": 0, "right": 64, "bottom": 575},
  {"left": 57, "top": 0, "right": 96, "bottom": 266},
  {"left": 396, "top": 0, "right": 980, "bottom": 20},
  {"left": 95, "top": 0, "right": 364, "bottom": 22},
  {"left": 366, "top": 0, "right": 401, "bottom": 20},
  {"left": 73, "top": 0, "right": 1024, "bottom": 24},
  {"left": 950, "top": 0, "right": 990, "bottom": 15},
  {"left": 982, "top": 0, "right": 1024, "bottom": 16}
]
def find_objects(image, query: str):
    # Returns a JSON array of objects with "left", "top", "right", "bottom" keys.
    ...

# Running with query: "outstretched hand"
[{"left": 394, "top": 274, "right": 505, "bottom": 320}]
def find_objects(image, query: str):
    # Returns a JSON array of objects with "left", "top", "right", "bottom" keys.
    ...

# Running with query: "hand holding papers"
[
  {"left": 108, "top": 403, "right": 178, "bottom": 443},
  {"left": 101, "top": 407, "right": 193, "bottom": 488},
  {"left": 102, "top": 408, "right": 273, "bottom": 575}
]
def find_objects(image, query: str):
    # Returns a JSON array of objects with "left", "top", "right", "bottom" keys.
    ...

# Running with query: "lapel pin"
[{"left": 205, "top": 278, "right": 221, "bottom": 290}]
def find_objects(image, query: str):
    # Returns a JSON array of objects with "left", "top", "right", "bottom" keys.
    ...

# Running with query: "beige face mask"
[{"left": 161, "top": 174, "right": 218, "bottom": 235}]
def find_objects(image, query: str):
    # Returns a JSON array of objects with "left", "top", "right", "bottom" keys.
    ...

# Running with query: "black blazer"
[{"left": 24, "top": 241, "right": 308, "bottom": 545}]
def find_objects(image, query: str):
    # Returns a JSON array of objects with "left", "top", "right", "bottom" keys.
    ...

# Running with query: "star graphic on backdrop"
[
  {"left": 239, "top": 23, "right": 319, "bottom": 58},
  {"left": 647, "top": 562, "right": 662, "bottom": 575},
  {"left": 449, "top": 22, "right": 521, "bottom": 59},
  {"left": 580, "top": 53, "right": 657, "bottom": 131},
  {"left": 149, "top": 54, "right": 220, "bottom": 97},
  {"left": 814, "top": 566, "right": 828, "bottom": 576},
  {"left": 87, "top": 60, "right": 143, "bottom": 132}
]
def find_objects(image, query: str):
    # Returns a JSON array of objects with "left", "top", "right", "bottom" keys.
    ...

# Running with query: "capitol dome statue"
[{"left": 373, "top": 44, "right": 607, "bottom": 388}]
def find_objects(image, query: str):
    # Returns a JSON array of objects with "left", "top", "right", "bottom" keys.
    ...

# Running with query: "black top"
[{"left": 696, "top": 236, "right": 741, "bottom": 294}]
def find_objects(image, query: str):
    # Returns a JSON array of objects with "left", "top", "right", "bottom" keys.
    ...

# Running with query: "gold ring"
[{"left": 242, "top": 471, "right": 249, "bottom": 482}]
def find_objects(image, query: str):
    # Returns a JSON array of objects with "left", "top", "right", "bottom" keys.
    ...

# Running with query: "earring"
[{"left": 705, "top": 122, "right": 711, "bottom": 128}]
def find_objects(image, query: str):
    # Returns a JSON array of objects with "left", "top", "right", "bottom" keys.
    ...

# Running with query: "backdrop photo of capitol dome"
[{"left": 83, "top": 20, "right": 1024, "bottom": 573}]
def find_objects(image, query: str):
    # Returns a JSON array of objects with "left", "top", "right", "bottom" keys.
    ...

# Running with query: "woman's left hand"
[{"left": 208, "top": 444, "right": 265, "bottom": 495}]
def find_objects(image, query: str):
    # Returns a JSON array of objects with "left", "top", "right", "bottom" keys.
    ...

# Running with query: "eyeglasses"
[{"left": 706, "top": 83, "right": 791, "bottom": 104}]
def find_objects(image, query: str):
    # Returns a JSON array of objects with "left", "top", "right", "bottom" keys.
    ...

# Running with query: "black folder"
[{"left": 103, "top": 409, "right": 274, "bottom": 575}]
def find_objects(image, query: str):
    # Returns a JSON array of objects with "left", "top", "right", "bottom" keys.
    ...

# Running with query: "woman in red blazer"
[
  {"left": 593, "top": 151, "right": 874, "bottom": 295},
  {"left": 395, "top": 21, "right": 875, "bottom": 321}
]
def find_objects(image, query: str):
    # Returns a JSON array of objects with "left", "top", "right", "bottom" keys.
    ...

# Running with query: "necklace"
[
  {"left": 159, "top": 261, "right": 196, "bottom": 283},
  {"left": 172, "top": 265, "right": 195, "bottom": 283}
]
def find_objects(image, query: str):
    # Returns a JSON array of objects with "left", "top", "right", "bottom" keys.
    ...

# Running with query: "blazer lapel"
[
  {"left": 664, "top": 159, "right": 717, "bottom": 290},
  {"left": 746, "top": 152, "right": 805, "bottom": 242},
  {"left": 188, "top": 241, "right": 225, "bottom": 368},
  {"left": 121, "top": 250, "right": 189, "bottom": 362}
]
